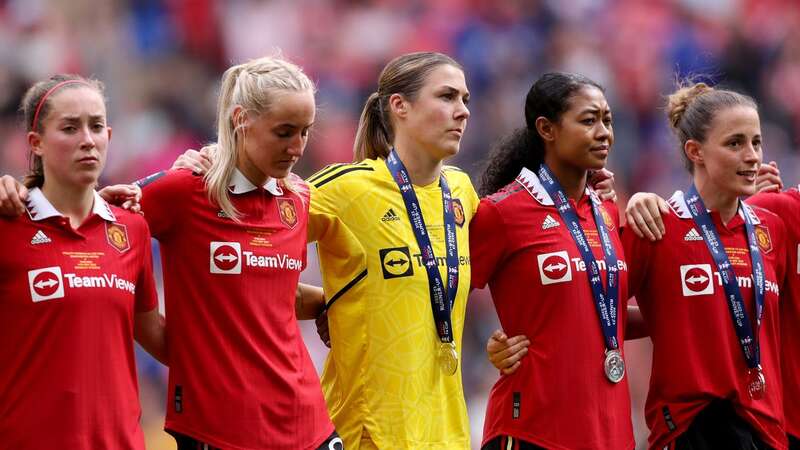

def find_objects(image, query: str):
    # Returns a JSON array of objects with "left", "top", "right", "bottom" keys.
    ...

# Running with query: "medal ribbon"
[
  {"left": 537, "top": 165, "right": 620, "bottom": 350},
  {"left": 684, "top": 185, "right": 765, "bottom": 370},
  {"left": 386, "top": 149, "right": 459, "bottom": 344}
]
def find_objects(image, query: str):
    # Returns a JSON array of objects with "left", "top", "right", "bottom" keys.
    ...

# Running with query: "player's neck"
[
  {"left": 41, "top": 180, "right": 94, "bottom": 228},
  {"left": 237, "top": 158, "right": 269, "bottom": 187},
  {"left": 694, "top": 175, "right": 739, "bottom": 224},
  {"left": 543, "top": 155, "right": 588, "bottom": 201},
  {"left": 392, "top": 139, "right": 443, "bottom": 187}
]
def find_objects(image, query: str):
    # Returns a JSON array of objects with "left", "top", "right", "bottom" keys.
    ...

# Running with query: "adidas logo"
[
  {"left": 542, "top": 214, "right": 560, "bottom": 230},
  {"left": 381, "top": 208, "right": 400, "bottom": 223},
  {"left": 31, "top": 230, "right": 52, "bottom": 245},
  {"left": 684, "top": 228, "right": 703, "bottom": 242}
]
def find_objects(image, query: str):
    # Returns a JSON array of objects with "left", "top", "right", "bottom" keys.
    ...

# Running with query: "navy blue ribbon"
[
  {"left": 537, "top": 165, "right": 620, "bottom": 350},
  {"left": 386, "top": 149, "right": 459, "bottom": 344},
  {"left": 684, "top": 185, "right": 764, "bottom": 369}
]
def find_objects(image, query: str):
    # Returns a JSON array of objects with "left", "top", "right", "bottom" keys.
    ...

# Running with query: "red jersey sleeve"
[
  {"left": 621, "top": 224, "right": 655, "bottom": 300},
  {"left": 286, "top": 174, "right": 311, "bottom": 269},
  {"left": 469, "top": 199, "right": 509, "bottom": 290},
  {"left": 749, "top": 190, "right": 799, "bottom": 296},
  {"left": 136, "top": 170, "right": 193, "bottom": 239},
  {"left": 764, "top": 210, "right": 789, "bottom": 294},
  {"left": 748, "top": 188, "right": 800, "bottom": 219},
  {"left": 135, "top": 221, "right": 158, "bottom": 313}
]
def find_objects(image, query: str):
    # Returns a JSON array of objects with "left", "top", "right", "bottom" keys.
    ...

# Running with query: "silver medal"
[{"left": 604, "top": 349, "right": 625, "bottom": 383}]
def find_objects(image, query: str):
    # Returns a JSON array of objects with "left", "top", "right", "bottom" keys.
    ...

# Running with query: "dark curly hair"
[{"left": 478, "top": 72, "right": 604, "bottom": 197}]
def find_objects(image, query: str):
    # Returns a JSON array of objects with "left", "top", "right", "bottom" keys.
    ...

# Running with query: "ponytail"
[
  {"left": 203, "top": 56, "right": 315, "bottom": 221},
  {"left": 353, "top": 92, "right": 392, "bottom": 161},
  {"left": 353, "top": 52, "right": 462, "bottom": 162},
  {"left": 479, "top": 72, "right": 603, "bottom": 196},
  {"left": 204, "top": 64, "right": 246, "bottom": 220},
  {"left": 479, "top": 128, "right": 543, "bottom": 197}
]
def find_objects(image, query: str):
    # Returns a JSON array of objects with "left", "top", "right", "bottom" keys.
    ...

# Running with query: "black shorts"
[
  {"left": 482, "top": 435, "right": 546, "bottom": 450},
  {"left": 169, "top": 430, "right": 343, "bottom": 450},
  {"left": 668, "top": 400, "right": 770, "bottom": 450},
  {"left": 789, "top": 433, "right": 800, "bottom": 450}
]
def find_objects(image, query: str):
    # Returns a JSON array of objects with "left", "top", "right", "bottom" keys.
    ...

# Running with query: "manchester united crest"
[
  {"left": 755, "top": 226, "right": 772, "bottom": 254},
  {"left": 452, "top": 198, "right": 465, "bottom": 227},
  {"left": 277, "top": 198, "right": 298, "bottom": 229},
  {"left": 106, "top": 222, "right": 130, "bottom": 253},
  {"left": 600, "top": 207, "right": 615, "bottom": 231}
]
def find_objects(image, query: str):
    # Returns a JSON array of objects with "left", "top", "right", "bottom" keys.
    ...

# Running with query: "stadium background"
[{"left": 1, "top": 0, "right": 799, "bottom": 448}]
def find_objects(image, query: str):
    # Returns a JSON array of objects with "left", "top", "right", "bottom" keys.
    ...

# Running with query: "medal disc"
[
  {"left": 439, "top": 342, "right": 458, "bottom": 376},
  {"left": 604, "top": 349, "right": 625, "bottom": 383},
  {"left": 747, "top": 368, "right": 766, "bottom": 400}
]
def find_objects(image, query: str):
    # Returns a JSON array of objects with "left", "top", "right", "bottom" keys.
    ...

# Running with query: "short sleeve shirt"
[
  {"left": 470, "top": 168, "right": 634, "bottom": 450},
  {"left": 747, "top": 187, "right": 800, "bottom": 438},
  {"left": 138, "top": 169, "right": 333, "bottom": 450},
  {"left": 307, "top": 159, "right": 479, "bottom": 450},
  {"left": 0, "top": 188, "right": 157, "bottom": 449},
  {"left": 623, "top": 190, "right": 787, "bottom": 450}
]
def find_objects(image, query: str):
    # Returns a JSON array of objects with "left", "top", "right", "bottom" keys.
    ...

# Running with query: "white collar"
[
  {"left": 667, "top": 190, "right": 760, "bottom": 224},
  {"left": 228, "top": 168, "right": 283, "bottom": 195},
  {"left": 26, "top": 187, "right": 116, "bottom": 222},
  {"left": 515, "top": 167, "right": 598, "bottom": 206}
]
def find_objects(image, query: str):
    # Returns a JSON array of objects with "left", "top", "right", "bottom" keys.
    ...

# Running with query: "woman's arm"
[
  {"left": 134, "top": 308, "right": 167, "bottom": 365},
  {"left": 624, "top": 304, "right": 648, "bottom": 340},
  {"left": 296, "top": 283, "right": 325, "bottom": 320}
]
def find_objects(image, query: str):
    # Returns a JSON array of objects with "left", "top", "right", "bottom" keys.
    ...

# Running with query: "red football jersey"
[
  {"left": 138, "top": 169, "right": 333, "bottom": 450},
  {"left": 748, "top": 187, "right": 800, "bottom": 439},
  {"left": 471, "top": 168, "right": 634, "bottom": 450},
  {"left": 623, "top": 190, "right": 788, "bottom": 450},
  {"left": 0, "top": 188, "right": 157, "bottom": 449}
]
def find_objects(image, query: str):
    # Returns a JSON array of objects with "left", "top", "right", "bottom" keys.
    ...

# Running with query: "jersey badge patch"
[
  {"left": 210, "top": 241, "right": 241, "bottom": 274},
  {"left": 28, "top": 266, "right": 65, "bottom": 302},
  {"left": 755, "top": 226, "right": 772, "bottom": 254},
  {"left": 277, "top": 198, "right": 298, "bottom": 229},
  {"left": 600, "top": 206, "right": 615, "bottom": 231},
  {"left": 30, "top": 229, "right": 52, "bottom": 245},
  {"left": 381, "top": 208, "right": 400, "bottom": 223},
  {"left": 106, "top": 222, "right": 130, "bottom": 253},
  {"left": 380, "top": 246, "right": 414, "bottom": 279},
  {"left": 542, "top": 214, "right": 560, "bottom": 230},
  {"left": 680, "top": 264, "right": 714, "bottom": 296},
  {"left": 537, "top": 251, "right": 572, "bottom": 285},
  {"left": 452, "top": 198, "right": 465, "bottom": 227},
  {"left": 684, "top": 228, "right": 703, "bottom": 242}
]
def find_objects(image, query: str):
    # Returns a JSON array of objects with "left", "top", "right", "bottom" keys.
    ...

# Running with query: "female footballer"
[
  {"left": 628, "top": 160, "right": 799, "bottom": 449},
  {"left": 470, "top": 72, "right": 635, "bottom": 450},
  {"left": 0, "top": 75, "right": 164, "bottom": 449},
  {"left": 622, "top": 83, "right": 789, "bottom": 449}
]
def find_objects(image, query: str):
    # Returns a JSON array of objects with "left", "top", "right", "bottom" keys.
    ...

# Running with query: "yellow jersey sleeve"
[{"left": 307, "top": 163, "right": 373, "bottom": 306}]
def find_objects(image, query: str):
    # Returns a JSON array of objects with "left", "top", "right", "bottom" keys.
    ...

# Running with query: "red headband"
[{"left": 31, "top": 80, "right": 90, "bottom": 132}]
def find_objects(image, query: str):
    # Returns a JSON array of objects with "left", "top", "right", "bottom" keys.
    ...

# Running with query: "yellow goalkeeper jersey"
[{"left": 307, "top": 157, "right": 479, "bottom": 450}]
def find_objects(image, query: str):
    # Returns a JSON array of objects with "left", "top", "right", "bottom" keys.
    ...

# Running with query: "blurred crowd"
[{"left": 2, "top": 0, "right": 799, "bottom": 448}]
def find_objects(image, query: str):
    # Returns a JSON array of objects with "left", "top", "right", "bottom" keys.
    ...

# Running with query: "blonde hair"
[
  {"left": 353, "top": 52, "right": 463, "bottom": 162},
  {"left": 666, "top": 81, "right": 757, "bottom": 173},
  {"left": 203, "top": 56, "right": 315, "bottom": 221}
]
